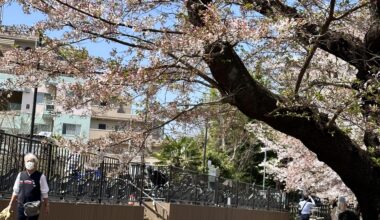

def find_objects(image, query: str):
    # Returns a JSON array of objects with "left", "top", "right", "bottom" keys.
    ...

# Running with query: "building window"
[
  {"left": 66, "top": 91, "right": 74, "bottom": 97},
  {"left": 98, "top": 124, "right": 106, "bottom": 130},
  {"left": 62, "top": 123, "right": 81, "bottom": 135},
  {"left": 34, "top": 124, "right": 51, "bottom": 134},
  {"left": 0, "top": 91, "right": 22, "bottom": 111},
  {"left": 117, "top": 105, "right": 125, "bottom": 113},
  {"left": 37, "top": 93, "right": 53, "bottom": 104},
  {"left": 36, "top": 93, "right": 44, "bottom": 104}
]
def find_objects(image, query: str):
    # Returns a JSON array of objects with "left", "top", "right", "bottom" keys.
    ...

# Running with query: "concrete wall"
[
  {"left": 0, "top": 200, "right": 144, "bottom": 220},
  {"left": 92, "top": 105, "right": 134, "bottom": 119},
  {"left": 168, "top": 204, "right": 290, "bottom": 220},
  {"left": 53, "top": 114, "right": 91, "bottom": 142},
  {"left": 0, "top": 200, "right": 288, "bottom": 220}
]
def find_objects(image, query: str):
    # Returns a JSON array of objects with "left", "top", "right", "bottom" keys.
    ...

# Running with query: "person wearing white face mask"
[{"left": 8, "top": 153, "right": 49, "bottom": 220}]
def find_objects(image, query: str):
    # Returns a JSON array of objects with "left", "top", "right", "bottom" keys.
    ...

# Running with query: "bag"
[
  {"left": 297, "top": 202, "right": 307, "bottom": 216},
  {"left": 23, "top": 201, "right": 41, "bottom": 217},
  {"left": 0, "top": 206, "right": 12, "bottom": 220}
]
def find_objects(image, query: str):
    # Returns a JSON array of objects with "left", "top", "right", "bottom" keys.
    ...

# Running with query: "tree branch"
[
  {"left": 54, "top": 0, "right": 183, "bottom": 35},
  {"left": 294, "top": 0, "right": 336, "bottom": 94},
  {"left": 333, "top": 2, "right": 370, "bottom": 20},
  {"left": 185, "top": 0, "right": 380, "bottom": 215}
]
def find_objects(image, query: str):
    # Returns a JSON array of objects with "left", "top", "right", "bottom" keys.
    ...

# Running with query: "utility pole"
[
  {"left": 203, "top": 119, "right": 208, "bottom": 173},
  {"left": 28, "top": 87, "right": 38, "bottom": 152},
  {"left": 28, "top": 33, "right": 42, "bottom": 152}
]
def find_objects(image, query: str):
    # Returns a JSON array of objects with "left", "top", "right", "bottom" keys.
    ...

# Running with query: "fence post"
[
  {"left": 279, "top": 190, "right": 283, "bottom": 211},
  {"left": 236, "top": 181, "right": 239, "bottom": 208},
  {"left": 214, "top": 176, "right": 219, "bottom": 206},
  {"left": 252, "top": 183, "right": 255, "bottom": 210},
  {"left": 166, "top": 165, "right": 172, "bottom": 203},
  {"left": 267, "top": 187, "right": 270, "bottom": 210},
  {"left": 194, "top": 173, "right": 198, "bottom": 204},
  {"left": 98, "top": 159, "right": 105, "bottom": 204},
  {"left": 139, "top": 162, "right": 145, "bottom": 206},
  {"left": 46, "top": 144, "right": 53, "bottom": 182}
]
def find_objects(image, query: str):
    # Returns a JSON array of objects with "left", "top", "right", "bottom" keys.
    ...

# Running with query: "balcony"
[
  {"left": 89, "top": 128, "right": 162, "bottom": 145},
  {"left": 42, "top": 104, "right": 55, "bottom": 118},
  {"left": 89, "top": 128, "right": 114, "bottom": 139},
  {"left": 91, "top": 105, "right": 141, "bottom": 121},
  {"left": 0, "top": 26, "right": 38, "bottom": 42}
]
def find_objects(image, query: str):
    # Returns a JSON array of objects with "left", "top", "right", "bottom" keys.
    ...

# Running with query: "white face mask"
[{"left": 25, "top": 161, "right": 35, "bottom": 170}]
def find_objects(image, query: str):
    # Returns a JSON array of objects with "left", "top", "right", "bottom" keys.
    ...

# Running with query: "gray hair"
[
  {"left": 24, "top": 153, "right": 38, "bottom": 164},
  {"left": 337, "top": 196, "right": 347, "bottom": 211},
  {"left": 338, "top": 196, "right": 346, "bottom": 204}
]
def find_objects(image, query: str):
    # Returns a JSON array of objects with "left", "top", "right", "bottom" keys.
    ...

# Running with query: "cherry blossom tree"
[
  {"left": 246, "top": 122, "right": 356, "bottom": 202},
  {"left": 0, "top": 0, "right": 379, "bottom": 218}
]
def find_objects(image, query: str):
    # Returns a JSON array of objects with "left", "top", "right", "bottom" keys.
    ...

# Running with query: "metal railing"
[
  {"left": 140, "top": 166, "right": 286, "bottom": 211},
  {"left": 0, "top": 131, "right": 288, "bottom": 212}
]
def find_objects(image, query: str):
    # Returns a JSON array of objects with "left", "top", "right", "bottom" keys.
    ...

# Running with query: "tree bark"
[
  {"left": 186, "top": 1, "right": 380, "bottom": 219},
  {"left": 204, "top": 42, "right": 379, "bottom": 219}
]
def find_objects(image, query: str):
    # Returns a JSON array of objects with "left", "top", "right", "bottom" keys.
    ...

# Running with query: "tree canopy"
[{"left": 1, "top": 0, "right": 380, "bottom": 218}]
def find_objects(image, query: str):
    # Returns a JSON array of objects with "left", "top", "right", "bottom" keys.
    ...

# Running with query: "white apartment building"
[{"left": 0, "top": 29, "right": 162, "bottom": 162}]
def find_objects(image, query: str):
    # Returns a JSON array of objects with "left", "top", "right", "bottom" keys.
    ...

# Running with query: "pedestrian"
[
  {"left": 8, "top": 153, "right": 49, "bottom": 220},
  {"left": 331, "top": 196, "right": 359, "bottom": 220},
  {"left": 331, "top": 197, "right": 339, "bottom": 220},
  {"left": 298, "top": 194, "right": 316, "bottom": 220},
  {"left": 336, "top": 197, "right": 359, "bottom": 220},
  {"left": 147, "top": 166, "right": 167, "bottom": 197}
]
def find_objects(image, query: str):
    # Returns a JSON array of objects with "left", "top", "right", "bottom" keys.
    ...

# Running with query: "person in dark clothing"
[
  {"left": 147, "top": 166, "right": 167, "bottom": 186},
  {"left": 147, "top": 166, "right": 167, "bottom": 196},
  {"left": 339, "top": 210, "right": 359, "bottom": 220},
  {"left": 9, "top": 153, "right": 49, "bottom": 220}
]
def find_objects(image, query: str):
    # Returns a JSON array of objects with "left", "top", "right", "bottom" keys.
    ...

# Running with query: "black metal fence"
[
  {"left": 143, "top": 166, "right": 286, "bottom": 211},
  {"left": 0, "top": 132, "right": 130, "bottom": 203},
  {"left": 0, "top": 132, "right": 287, "bottom": 211}
]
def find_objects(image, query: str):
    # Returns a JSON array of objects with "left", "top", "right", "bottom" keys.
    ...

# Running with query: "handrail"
[
  {"left": 113, "top": 178, "right": 169, "bottom": 220},
  {"left": 141, "top": 201, "right": 167, "bottom": 220}
]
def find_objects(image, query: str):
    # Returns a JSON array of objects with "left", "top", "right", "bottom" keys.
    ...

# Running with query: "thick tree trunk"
[
  {"left": 205, "top": 41, "right": 380, "bottom": 220},
  {"left": 185, "top": 1, "right": 380, "bottom": 219}
]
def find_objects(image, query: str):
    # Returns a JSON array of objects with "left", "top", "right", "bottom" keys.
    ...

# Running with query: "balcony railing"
[
  {"left": 0, "top": 103, "right": 22, "bottom": 111},
  {"left": 0, "top": 26, "right": 38, "bottom": 41}
]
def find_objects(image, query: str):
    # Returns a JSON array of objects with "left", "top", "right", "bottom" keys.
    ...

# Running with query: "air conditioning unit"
[
  {"left": 46, "top": 104, "right": 54, "bottom": 111},
  {"left": 24, "top": 88, "right": 31, "bottom": 93}
]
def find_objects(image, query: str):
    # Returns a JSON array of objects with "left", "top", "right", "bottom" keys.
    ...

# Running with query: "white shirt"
[
  {"left": 12, "top": 172, "right": 49, "bottom": 199},
  {"left": 299, "top": 200, "right": 315, "bottom": 214}
]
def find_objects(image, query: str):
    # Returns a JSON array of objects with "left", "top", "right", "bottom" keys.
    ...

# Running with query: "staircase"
[{"left": 127, "top": 180, "right": 169, "bottom": 220}]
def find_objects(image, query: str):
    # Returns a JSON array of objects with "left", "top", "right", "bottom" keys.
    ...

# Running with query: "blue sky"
[
  {"left": 3, "top": 3, "right": 44, "bottom": 26},
  {"left": 3, "top": 3, "right": 114, "bottom": 58}
]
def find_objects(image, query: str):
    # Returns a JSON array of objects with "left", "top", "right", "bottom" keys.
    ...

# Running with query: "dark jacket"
[
  {"left": 18, "top": 171, "right": 42, "bottom": 204},
  {"left": 339, "top": 210, "right": 359, "bottom": 220}
]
